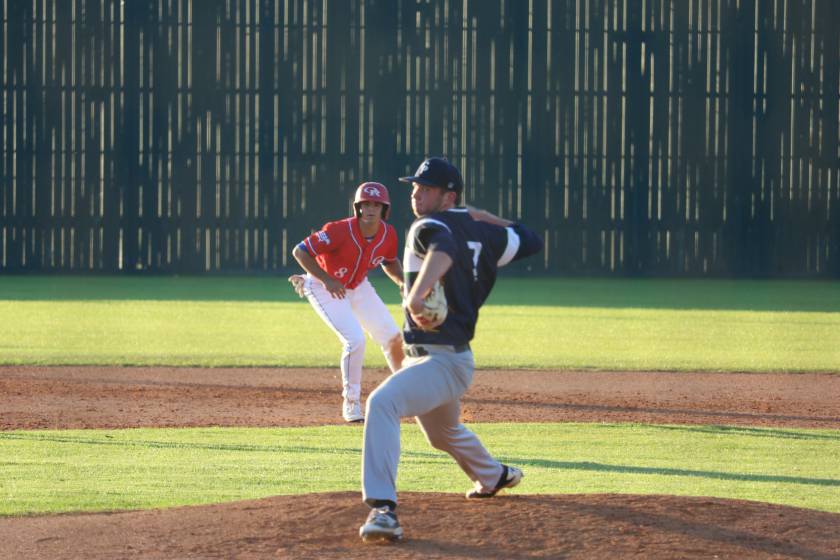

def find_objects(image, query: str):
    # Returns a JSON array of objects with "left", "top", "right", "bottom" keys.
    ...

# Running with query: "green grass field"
[
  {"left": 1, "top": 275, "right": 838, "bottom": 371},
  {"left": 2, "top": 423, "right": 839, "bottom": 515},
  {"left": 1, "top": 275, "right": 839, "bottom": 518}
]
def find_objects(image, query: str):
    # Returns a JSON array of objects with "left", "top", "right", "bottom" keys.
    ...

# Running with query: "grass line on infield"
[
  {"left": 1, "top": 422, "right": 838, "bottom": 516},
  {"left": 1, "top": 276, "right": 839, "bottom": 371}
]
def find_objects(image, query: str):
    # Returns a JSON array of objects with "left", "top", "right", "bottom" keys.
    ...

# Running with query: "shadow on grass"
[
  {"left": 4, "top": 433, "right": 838, "bottom": 488},
  {"left": 506, "top": 458, "right": 840, "bottom": 487},
  {"left": 653, "top": 424, "right": 840, "bottom": 441}
]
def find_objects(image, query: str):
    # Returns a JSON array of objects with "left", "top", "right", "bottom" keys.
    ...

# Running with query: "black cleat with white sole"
[
  {"left": 466, "top": 464, "right": 523, "bottom": 499},
  {"left": 359, "top": 507, "right": 403, "bottom": 543}
]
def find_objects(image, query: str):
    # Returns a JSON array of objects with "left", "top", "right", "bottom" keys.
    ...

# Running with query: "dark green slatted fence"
[{"left": 1, "top": 0, "right": 838, "bottom": 275}]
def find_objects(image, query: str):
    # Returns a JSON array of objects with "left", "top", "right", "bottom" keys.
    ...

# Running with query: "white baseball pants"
[{"left": 303, "top": 275, "right": 401, "bottom": 401}]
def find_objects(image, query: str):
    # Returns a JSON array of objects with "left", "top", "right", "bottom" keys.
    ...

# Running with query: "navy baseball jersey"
[{"left": 402, "top": 208, "right": 543, "bottom": 345}]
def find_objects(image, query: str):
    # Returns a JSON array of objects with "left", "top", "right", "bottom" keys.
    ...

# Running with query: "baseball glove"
[
  {"left": 288, "top": 274, "right": 306, "bottom": 298},
  {"left": 415, "top": 281, "right": 448, "bottom": 330}
]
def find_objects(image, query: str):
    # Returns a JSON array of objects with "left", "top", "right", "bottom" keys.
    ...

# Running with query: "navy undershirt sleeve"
[{"left": 510, "top": 223, "right": 543, "bottom": 261}]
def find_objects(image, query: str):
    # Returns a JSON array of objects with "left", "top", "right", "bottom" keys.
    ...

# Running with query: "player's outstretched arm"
[
  {"left": 466, "top": 205, "right": 543, "bottom": 262},
  {"left": 465, "top": 205, "right": 514, "bottom": 227},
  {"left": 508, "top": 223, "right": 543, "bottom": 261}
]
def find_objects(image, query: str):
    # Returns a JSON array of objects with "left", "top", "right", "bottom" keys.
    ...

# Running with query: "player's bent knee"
[
  {"left": 381, "top": 334, "right": 404, "bottom": 373},
  {"left": 384, "top": 333, "right": 401, "bottom": 349},
  {"left": 365, "top": 385, "right": 399, "bottom": 418},
  {"left": 364, "top": 389, "right": 385, "bottom": 416},
  {"left": 422, "top": 432, "right": 450, "bottom": 451},
  {"left": 378, "top": 333, "right": 401, "bottom": 354},
  {"left": 342, "top": 334, "right": 366, "bottom": 354}
]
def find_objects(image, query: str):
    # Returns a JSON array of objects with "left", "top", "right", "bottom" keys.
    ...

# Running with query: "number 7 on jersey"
[{"left": 467, "top": 241, "right": 482, "bottom": 281}]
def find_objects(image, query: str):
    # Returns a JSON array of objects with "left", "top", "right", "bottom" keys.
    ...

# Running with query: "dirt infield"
[
  {"left": 4, "top": 366, "right": 840, "bottom": 430},
  {"left": 2, "top": 366, "right": 839, "bottom": 559}
]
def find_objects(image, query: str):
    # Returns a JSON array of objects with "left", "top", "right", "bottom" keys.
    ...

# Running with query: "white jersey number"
[{"left": 467, "top": 241, "right": 482, "bottom": 281}]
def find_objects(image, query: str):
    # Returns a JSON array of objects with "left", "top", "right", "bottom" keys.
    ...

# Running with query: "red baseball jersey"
[{"left": 300, "top": 217, "right": 399, "bottom": 289}]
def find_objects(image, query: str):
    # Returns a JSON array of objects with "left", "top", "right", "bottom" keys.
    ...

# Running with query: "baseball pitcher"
[
  {"left": 359, "top": 158, "right": 544, "bottom": 542},
  {"left": 290, "top": 183, "right": 405, "bottom": 423}
]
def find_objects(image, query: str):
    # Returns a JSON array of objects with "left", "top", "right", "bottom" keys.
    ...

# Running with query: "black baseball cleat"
[
  {"left": 359, "top": 506, "right": 403, "bottom": 543},
  {"left": 466, "top": 464, "right": 523, "bottom": 499}
]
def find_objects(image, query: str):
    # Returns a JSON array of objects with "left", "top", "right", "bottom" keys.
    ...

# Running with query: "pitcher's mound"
[{"left": 2, "top": 492, "right": 838, "bottom": 559}]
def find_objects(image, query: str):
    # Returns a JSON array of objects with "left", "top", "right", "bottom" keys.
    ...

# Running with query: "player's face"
[
  {"left": 411, "top": 182, "right": 448, "bottom": 217},
  {"left": 358, "top": 201, "right": 384, "bottom": 224}
]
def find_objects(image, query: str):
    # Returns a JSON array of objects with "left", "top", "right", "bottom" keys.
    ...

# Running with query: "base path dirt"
[
  {"left": 2, "top": 366, "right": 839, "bottom": 559},
  {"left": 2, "top": 366, "right": 839, "bottom": 430}
]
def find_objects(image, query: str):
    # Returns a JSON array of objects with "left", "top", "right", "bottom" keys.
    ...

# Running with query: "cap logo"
[
  {"left": 417, "top": 160, "right": 431, "bottom": 175},
  {"left": 363, "top": 185, "right": 381, "bottom": 197},
  {"left": 447, "top": 181, "right": 454, "bottom": 189}
]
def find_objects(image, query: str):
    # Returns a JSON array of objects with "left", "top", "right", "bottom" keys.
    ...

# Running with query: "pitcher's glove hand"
[
  {"left": 288, "top": 274, "right": 306, "bottom": 298},
  {"left": 410, "top": 281, "right": 448, "bottom": 331}
]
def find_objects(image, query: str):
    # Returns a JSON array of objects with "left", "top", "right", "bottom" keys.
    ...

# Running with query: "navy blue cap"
[{"left": 399, "top": 157, "right": 463, "bottom": 193}]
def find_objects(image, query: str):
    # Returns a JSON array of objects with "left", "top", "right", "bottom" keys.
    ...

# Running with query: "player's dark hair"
[{"left": 445, "top": 188, "right": 461, "bottom": 206}]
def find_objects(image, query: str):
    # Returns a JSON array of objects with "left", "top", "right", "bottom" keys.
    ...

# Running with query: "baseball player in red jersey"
[{"left": 289, "top": 182, "right": 405, "bottom": 422}]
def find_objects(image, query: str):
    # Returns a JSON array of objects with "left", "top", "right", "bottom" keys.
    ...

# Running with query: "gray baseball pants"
[{"left": 361, "top": 344, "right": 504, "bottom": 505}]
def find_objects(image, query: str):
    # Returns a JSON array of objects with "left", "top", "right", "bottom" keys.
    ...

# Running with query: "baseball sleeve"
[
  {"left": 301, "top": 221, "right": 341, "bottom": 257},
  {"left": 408, "top": 218, "right": 457, "bottom": 259},
  {"left": 488, "top": 222, "right": 543, "bottom": 268},
  {"left": 508, "top": 223, "right": 543, "bottom": 262}
]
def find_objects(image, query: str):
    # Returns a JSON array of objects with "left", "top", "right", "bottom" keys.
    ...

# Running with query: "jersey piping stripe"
[
  {"left": 346, "top": 220, "right": 364, "bottom": 285},
  {"left": 497, "top": 227, "right": 521, "bottom": 267},
  {"left": 411, "top": 217, "right": 452, "bottom": 233},
  {"left": 407, "top": 218, "right": 452, "bottom": 256},
  {"left": 368, "top": 223, "right": 389, "bottom": 265},
  {"left": 403, "top": 246, "right": 424, "bottom": 273},
  {"left": 305, "top": 237, "right": 318, "bottom": 256}
]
